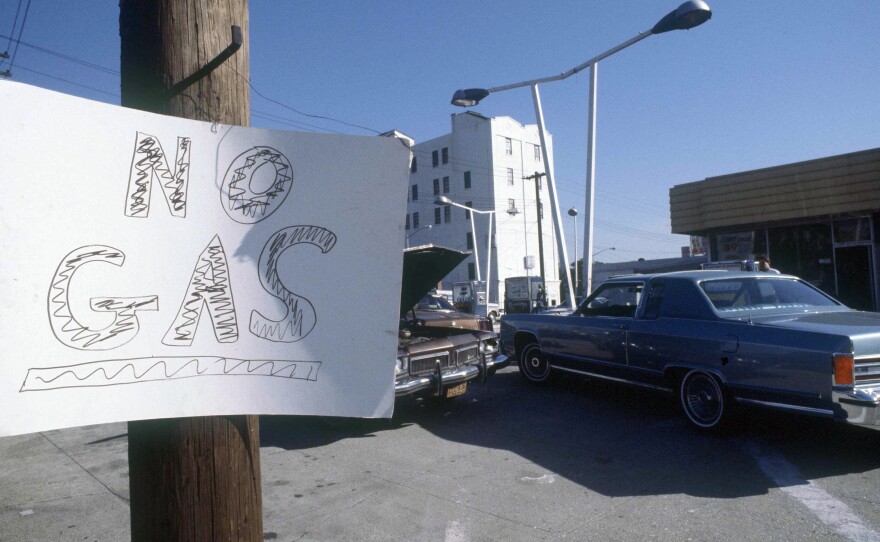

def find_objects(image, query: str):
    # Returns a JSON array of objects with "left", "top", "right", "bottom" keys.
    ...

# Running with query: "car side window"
[
  {"left": 582, "top": 283, "right": 643, "bottom": 318},
  {"left": 643, "top": 283, "right": 665, "bottom": 319}
]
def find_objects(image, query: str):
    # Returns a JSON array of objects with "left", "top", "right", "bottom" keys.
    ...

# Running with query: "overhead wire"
[
  {"left": 8, "top": 24, "right": 685, "bottom": 255},
  {"left": 3, "top": 0, "right": 31, "bottom": 74}
]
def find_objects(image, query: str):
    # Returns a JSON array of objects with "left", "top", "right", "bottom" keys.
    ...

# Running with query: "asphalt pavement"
[{"left": 3, "top": 366, "right": 880, "bottom": 541}]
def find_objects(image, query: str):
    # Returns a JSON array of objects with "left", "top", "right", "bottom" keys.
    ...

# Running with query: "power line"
[
  {"left": 0, "top": 32, "right": 119, "bottom": 75},
  {"left": 3, "top": 0, "right": 32, "bottom": 75},
  {"left": 12, "top": 64, "right": 120, "bottom": 98}
]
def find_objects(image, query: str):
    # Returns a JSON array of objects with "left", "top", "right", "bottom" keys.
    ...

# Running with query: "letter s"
[{"left": 250, "top": 226, "right": 336, "bottom": 342}]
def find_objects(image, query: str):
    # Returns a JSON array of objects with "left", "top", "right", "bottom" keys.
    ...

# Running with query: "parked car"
[
  {"left": 499, "top": 271, "right": 880, "bottom": 431},
  {"left": 414, "top": 292, "right": 493, "bottom": 331},
  {"left": 396, "top": 245, "right": 509, "bottom": 400}
]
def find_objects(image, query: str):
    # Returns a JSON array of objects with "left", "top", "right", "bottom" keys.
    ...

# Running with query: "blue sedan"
[{"left": 499, "top": 271, "right": 880, "bottom": 431}]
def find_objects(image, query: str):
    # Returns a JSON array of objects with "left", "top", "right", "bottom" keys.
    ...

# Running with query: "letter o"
[{"left": 220, "top": 146, "right": 293, "bottom": 224}]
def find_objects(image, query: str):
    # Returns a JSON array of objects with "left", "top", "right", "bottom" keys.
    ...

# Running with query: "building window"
[
  {"left": 507, "top": 168, "right": 514, "bottom": 186},
  {"left": 441, "top": 147, "right": 449, "bottom": 164},
  {"left": 405, "top": 214, "right": 410, "bottom": 230},
  {"left": 508, "top": 198, "right": 517, "bottom": 214},
  {"left": 412, "top": 212, "right": 420, "bottom": 229},
  {"left": 505, "top": 137, "right": 512, "bottom": 155},
  {"left": 442, "top": 176, "right": 450, "bottom": 193},
  {"left": 433, "top": 178, "right": 440, "bottom": 196},
  {"left": 411, "top": 184, "right": 418, "bottom": 201},
  {"left": 466, "top": 232, "right": 473, "bottom": 249},
  {"left": 534, "top": 144, "right": 541, "bottom": 161},
  {"left": 411, "top": 156, "right": 417, "bottom": 172},
  {"left": 434, "top": 207, "right": 441, "bottom": 225},
  {"left": 468, "top": 263, "right": 475, "bottom": 280},
  {"left": 443, "top": 206, "right": 451, "bottom": 223},
  {"left": 432, "top": 150, "right": 439, "bottom": 167},
  {"left": 465, "top": 201, "right": 472, "bottom": 220},
  {"left": 464, "top": 171, "right": 472, "bottom": 189}
]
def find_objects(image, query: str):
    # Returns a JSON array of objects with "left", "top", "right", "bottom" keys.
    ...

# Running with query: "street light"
[
  {"left": 435, "top": 196, "right": 497, "bottom": 315},
  {"left": 405, "top": 224, "right": 432, "bottom": 248},
  {"left": 593, "top": 246, "right": 616, "bottom": 259},
  {"left": 567, "top": 207, "right": 579, "bottom": 296},
  {"left": 451, "top": 0, "right": 712, "bottom": 298}
]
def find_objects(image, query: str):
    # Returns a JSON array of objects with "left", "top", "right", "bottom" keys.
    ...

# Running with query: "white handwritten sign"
[{"left": 0, "top": 82, "right": 410, "bottom": 436}]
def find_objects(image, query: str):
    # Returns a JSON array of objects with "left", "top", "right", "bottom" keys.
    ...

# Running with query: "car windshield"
[
  {"left": 700, "top": 277, "right": 840, "bottom": 313},
  {"left": 416, "top": 294, "right": 456, "bottom": 311}
]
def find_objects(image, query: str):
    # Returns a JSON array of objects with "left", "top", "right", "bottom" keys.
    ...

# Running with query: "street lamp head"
[
  {"left": 651, "top": 0, "right": 712, "bottom": 34},
  {"left": 451, "top": 88, "right": 490, "bottom": 107},
  {"left": 567, "top": 207, "right": 578, "bottom": 217},
  {"left": 434, "top": 196, "right": 452, "bottom": 206}
]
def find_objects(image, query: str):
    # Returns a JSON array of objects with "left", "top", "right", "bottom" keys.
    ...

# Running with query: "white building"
[{"left": 405, "top": 111, "right": 561, "bottom": 305}]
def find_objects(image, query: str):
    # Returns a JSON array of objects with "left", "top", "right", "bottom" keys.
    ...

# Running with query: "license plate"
[{"left": 445, "top": 382, "right": 467, "bottom": 398}]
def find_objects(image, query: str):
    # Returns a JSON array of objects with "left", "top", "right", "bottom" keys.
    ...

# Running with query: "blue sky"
[{"left": 3, "top": 1, "right": 879, "bottom": 262}]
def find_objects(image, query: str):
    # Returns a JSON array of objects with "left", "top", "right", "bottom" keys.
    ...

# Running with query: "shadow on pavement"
[{"left": 260, "top": 366, "right": 880, "bottom": 500}]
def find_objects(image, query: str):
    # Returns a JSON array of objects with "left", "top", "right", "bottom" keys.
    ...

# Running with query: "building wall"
[
  {"left": 670, "top": 147, "right": 880, "bottom": 311},
  {"left": 405, "top": 112, "right": 560, "bottom": 305},
  {"left": 670, "top": 147, "right": 880, "bottom": 234}
]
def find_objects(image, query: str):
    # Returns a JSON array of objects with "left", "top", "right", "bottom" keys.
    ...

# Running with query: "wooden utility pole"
[
  {"left": 524, "top": 171, "right": 547, "bottom": 305},
  {"left": 119, "top": 2, "right": 262, "bottom": 540}
]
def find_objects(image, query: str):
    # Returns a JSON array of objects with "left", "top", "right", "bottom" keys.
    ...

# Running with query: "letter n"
[{"left": 125, "top": 132, "right": 191, "bottom": 218}]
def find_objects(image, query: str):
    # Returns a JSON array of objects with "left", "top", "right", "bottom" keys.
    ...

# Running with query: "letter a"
[{"left": 163, "top": 236, "right": 239, "bottom": 346}]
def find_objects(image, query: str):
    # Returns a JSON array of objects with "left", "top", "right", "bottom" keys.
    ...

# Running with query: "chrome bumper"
[
  {"left": 833, "top": 386, "right": 880, "bottom": 430},
  {"left": 395, "top": 354, "right": 509, "bottom": 398}
]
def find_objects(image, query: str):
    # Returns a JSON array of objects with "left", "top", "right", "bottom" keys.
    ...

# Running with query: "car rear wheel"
[
  {"left": 519, "top": 343, "right": 551, "bottom": 383},
  {"left": 680, "top": 370, "right": 726, "bottom": 429}
]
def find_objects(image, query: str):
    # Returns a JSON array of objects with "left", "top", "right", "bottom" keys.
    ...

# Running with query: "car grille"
[
  {"left": 409, "top": 346, "right": 481, "bottom": 376},
  {"left": 410, "top": 352, "right": 451, "bottom": 375},
  {"left": 854, "top": 356, "right": 880, "bottom": 385}
]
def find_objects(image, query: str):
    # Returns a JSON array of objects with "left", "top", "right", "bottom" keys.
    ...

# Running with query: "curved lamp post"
[
  {"left": 593, "top": 246, "right": 616, "bottom": 259},
  {"left": 451, "top": 1, "right": 711, "bottom": 300},
  {"left": 435, "top": 196, "right": 497, "bottom": 315}
]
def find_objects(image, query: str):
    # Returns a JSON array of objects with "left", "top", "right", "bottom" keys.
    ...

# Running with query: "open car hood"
[{"left": 400, "top": 244, "right": 469, "bottom": 318}]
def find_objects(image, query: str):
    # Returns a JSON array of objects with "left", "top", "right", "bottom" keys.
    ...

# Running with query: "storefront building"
[{"left": 670, "top": 147, "right": 880, "bottom": 311}]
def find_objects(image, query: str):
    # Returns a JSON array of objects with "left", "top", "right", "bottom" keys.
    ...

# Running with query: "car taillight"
[
  {"left": 833, "top": 353, "right": 854, "bottom": 386},
  {"left": 479, "top": 319, "right": 492, "bottom": 331}
]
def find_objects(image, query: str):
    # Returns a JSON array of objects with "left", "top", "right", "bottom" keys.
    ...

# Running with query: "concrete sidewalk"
[{"left": 5, "top": 366, "right": 878, "bottom": 541}]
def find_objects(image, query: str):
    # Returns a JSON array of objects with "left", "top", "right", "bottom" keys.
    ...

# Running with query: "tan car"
[{"left": 396, "top": 245, "right": 509, "bottom": 400}]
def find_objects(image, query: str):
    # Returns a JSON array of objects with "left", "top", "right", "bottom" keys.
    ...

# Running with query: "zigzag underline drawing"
[{"left": 19, "top": 356, "right": 321, "bottom": 392}]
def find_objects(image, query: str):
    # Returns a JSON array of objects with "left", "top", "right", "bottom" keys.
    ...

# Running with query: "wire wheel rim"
[{"left": 682, "top": 372, "right": 723, "bottom": 427}]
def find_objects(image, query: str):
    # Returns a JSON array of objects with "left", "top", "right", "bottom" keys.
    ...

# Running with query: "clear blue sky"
[{"left": 3, "top": 1, "right": 879, "bottom": 262}]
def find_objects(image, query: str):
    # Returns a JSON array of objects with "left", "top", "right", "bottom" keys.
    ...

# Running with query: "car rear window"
[{"left": 700, "top": 277, "right": 839, "bottom": 312}]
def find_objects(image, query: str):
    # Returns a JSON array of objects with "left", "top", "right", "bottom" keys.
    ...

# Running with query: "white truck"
[{"left": 503, "top": 276, "right": 546, "bottom": 315}]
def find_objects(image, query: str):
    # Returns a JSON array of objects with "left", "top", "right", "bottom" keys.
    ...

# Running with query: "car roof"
[{"left": 601, "top": 270, "right": 798, "bottom": 284}]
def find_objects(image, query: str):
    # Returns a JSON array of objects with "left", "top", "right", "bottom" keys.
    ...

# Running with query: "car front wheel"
[
  {"left": 680, "top": 370, "right": 726, "bottom": 429},
  {"left": 519, "top": 343, "right": 551, "bottom": 383}
]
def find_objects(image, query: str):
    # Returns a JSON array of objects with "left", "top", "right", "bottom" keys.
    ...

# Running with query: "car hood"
[{"left": 400, "top": 244, "right": 468, "bottom": 318}]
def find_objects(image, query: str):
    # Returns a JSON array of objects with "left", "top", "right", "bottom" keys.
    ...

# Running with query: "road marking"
[
  {"left": 744, "top": 441, "right": 880, "bottom": 542},
  {"left": 520, "top": 474, "right": 557, "bottom": 484}
]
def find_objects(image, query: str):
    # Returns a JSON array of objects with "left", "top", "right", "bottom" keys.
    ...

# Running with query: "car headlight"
[
  {"left": 480, "top": 338, "right": 498, "bottom": 355},
  {"left": 395, "top": 355, "right": 409, "bottom": 376}
]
